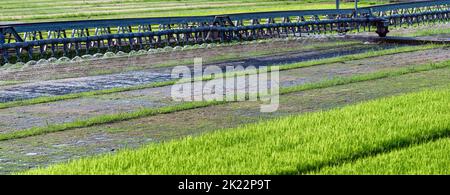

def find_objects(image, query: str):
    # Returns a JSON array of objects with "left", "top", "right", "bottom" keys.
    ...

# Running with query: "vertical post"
[
  {"left": 336, "top": 0, "right": 340, "bottom": 9},
  {"left": 0, "top": 28, "right": 5, "bottom": 45},
  {"left": 0, "top": 28, "right": 8, "bottom": 64},
  {"left": 355, "top": 0, "right": 358, "bottom": 11}
]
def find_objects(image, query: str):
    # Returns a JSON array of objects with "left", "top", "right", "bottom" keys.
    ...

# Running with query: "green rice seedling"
[{"left": 23, "top": 86, "right": 450, "bottom": 174}]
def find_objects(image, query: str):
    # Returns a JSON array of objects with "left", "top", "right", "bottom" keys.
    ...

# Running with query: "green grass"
[
  {"left": 0, "top": 44, "right": 441, "bottom": 110},
  {"left": 315, "top": 138, "right": 450, "bottom": 175},
  {"left": 23, "top": 85, "right": 450, "bottom": 174},
  {"left": 391, "top": 26, "right": 450, "bottom": 37},
  {"left": 3, "top": 59, "right": 450, "bottom": 142},
  {"left": 2, "top": 0, "right": 388, "bottom": 22},
  {"left": 0, "top": 80, "right": 24, "bottom": 87}
]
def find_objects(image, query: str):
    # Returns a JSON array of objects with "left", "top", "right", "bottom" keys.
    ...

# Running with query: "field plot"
[{"left": 0, "top": 0, "right": 449, "bottom": 175}]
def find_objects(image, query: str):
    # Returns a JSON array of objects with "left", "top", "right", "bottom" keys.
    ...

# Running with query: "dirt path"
[
  {"left": 0, "top": 66, "right": 449, "bottom": 174},
  {"left": 0, "top": 48, "right": 448, "bottom": 134}
]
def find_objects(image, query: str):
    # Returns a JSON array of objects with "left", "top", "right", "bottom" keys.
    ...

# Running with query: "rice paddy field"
[
  {"left": 0, "top": 0, "right": 450, "bottom": 176},
  {"left": 24, "top": 88, "right": 450, "bottom": 174}
]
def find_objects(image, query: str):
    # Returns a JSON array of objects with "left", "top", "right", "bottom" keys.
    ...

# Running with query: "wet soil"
[{"left": 0, "top": 42, "right": 397, "bottom": 103}]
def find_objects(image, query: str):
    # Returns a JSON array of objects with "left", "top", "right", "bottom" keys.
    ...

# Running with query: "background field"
[{"left": 1, "top": 0, "right": 388, "bottom": 22}]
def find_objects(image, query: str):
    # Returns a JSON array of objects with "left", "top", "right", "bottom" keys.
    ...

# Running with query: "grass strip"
[
  {"left": 23, "top": 85, "right": 450, "bottom": 174},
  {"left": 315, "top": 137, "right": 450, "bottom": 175},
  {"left": 1, "top": 59, "right": 450, "bottom": 142},
  {"left": 0, "top": 44, "right": 442, "bottom": 110},
  {"left": 390, "top": 26, "right": 450, "bottom": 37}
]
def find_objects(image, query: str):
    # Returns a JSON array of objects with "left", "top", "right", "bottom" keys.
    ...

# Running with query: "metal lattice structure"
[{"left": 0, "top": 0, "right": 449, "bottom": 64}]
